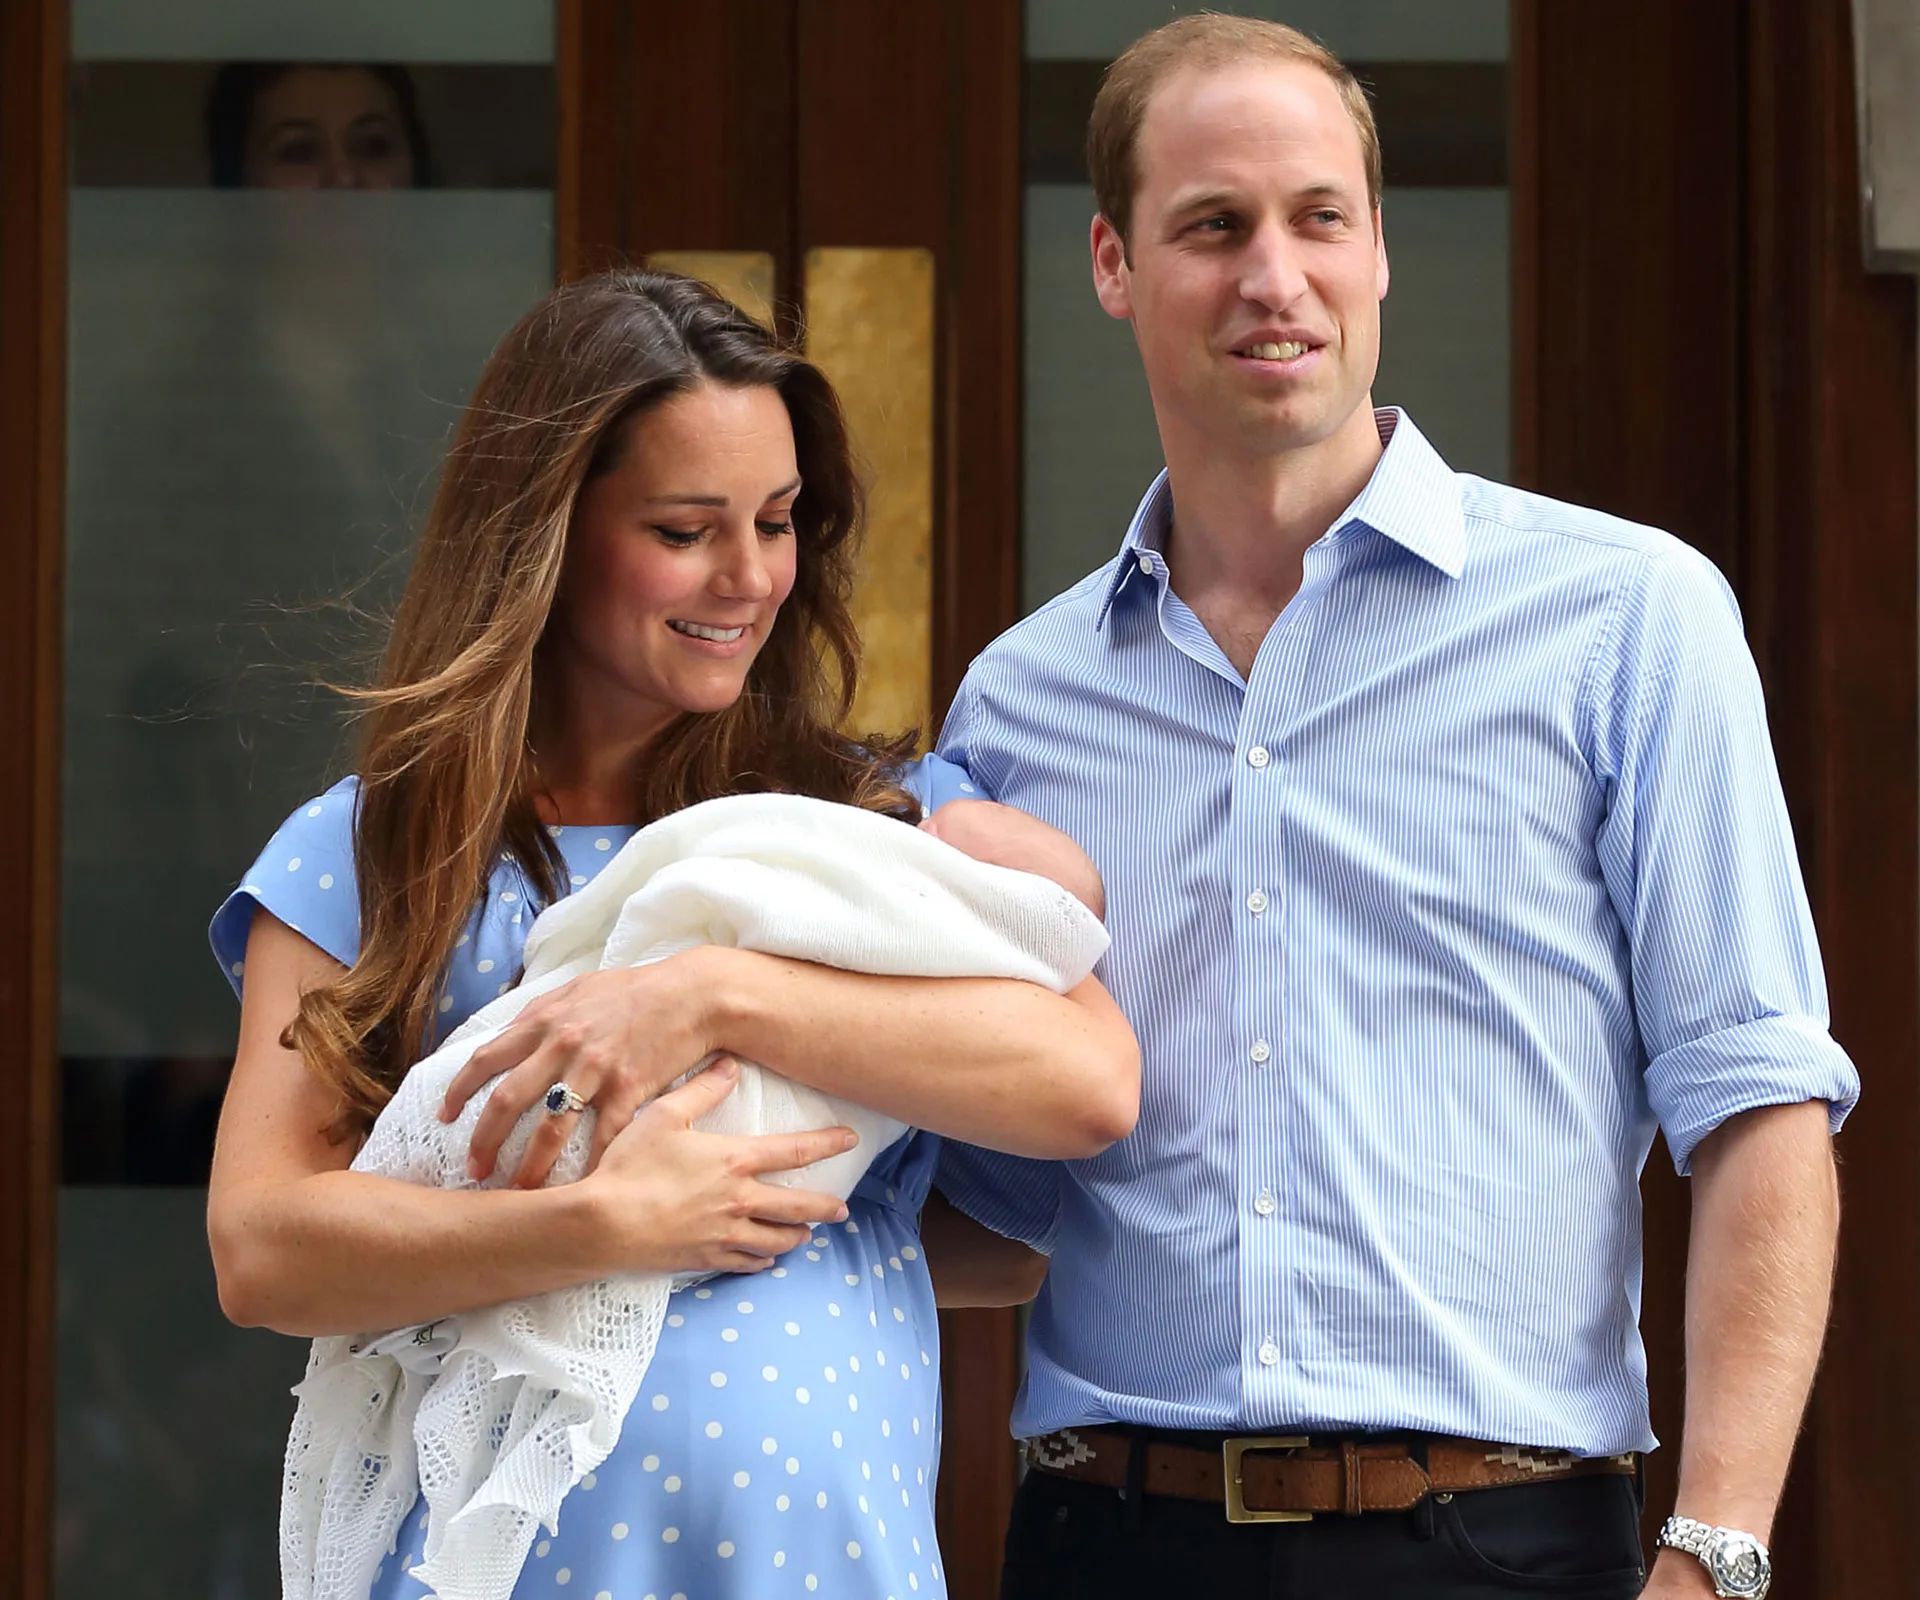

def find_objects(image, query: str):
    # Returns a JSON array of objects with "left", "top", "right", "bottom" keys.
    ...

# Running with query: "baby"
[
  {"left": 921, "top": 797, "right": 1105, "bottom": 920},
  {"left": 282, "top": 790, "right": 1111, "bottom": 1600}
]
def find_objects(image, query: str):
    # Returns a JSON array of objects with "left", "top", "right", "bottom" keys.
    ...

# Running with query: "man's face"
[{"left": 1093, "top": 61, "right": 1390, "bottom": 458}]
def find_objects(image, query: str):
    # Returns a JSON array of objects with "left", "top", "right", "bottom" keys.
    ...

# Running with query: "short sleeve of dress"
[
  {"left": 899, "top": 750, "right": 987, "bottom": 812},
  {"left": 207, "top": 776, "right": 362, "bottom": 998}
]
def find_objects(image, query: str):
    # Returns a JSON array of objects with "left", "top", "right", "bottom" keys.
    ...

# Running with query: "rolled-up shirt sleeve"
[{"left": 1589, "top": 543, "right": 1860, "bottom": 1173}]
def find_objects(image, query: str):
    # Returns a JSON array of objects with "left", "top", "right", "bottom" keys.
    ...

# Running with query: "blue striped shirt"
[{"left": 935, "top": 409, "right": 1858, "bottom": 1455}]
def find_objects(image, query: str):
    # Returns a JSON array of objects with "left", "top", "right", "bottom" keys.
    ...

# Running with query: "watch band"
[
  {"left": 1658, "top": 1514, "right": 1717, "bottom": 1559},
  {"left": 1656, "top": 1515, "right": 1772, "bottom": 1599}
]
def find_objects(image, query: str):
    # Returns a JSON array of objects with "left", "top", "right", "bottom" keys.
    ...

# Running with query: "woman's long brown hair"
[{"left": 289, "top": 270, "right": 913, "bottom": 1138}]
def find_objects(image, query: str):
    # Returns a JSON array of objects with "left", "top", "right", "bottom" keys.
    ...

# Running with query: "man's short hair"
[{"left": 1087, "top": 13, "right": 1383, "bottom": 249}]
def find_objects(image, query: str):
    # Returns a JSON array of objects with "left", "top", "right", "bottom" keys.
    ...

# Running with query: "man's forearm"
[{"left": 1656, "top": 1099, "right": 1838, "bottom": 1586}]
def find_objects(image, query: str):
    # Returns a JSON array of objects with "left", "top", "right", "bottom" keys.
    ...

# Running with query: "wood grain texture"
[
  {"left": 0, "top": 0, "right": 65, "bottom": 1593},
  {"left": 623, "top": 0, "right": 798, "bottom": 324},
  {"left": 937, "top": 0, "right": 1025, "bottom": 726},
  {"left": 1741, "top": 1, "right": 1918, "bottom": 1590},
  {"left": 1517, "top": 0, "right": 1920, "bottom": 1585},
  {"left": 557, "top": 0, "right": 631, "bottom": 279}
]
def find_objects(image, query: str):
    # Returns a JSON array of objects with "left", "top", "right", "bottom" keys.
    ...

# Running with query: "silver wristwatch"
[{"left": 1655, "top": 1515, "right": 1771, "bottom": 1598}]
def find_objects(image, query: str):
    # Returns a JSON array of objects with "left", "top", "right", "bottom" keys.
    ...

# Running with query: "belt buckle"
[{"left": 1222, "top": 1435, "right": 1313, "bottom": 1524}]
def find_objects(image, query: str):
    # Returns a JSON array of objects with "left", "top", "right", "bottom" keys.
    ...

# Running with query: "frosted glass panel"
[
  {"left": 1023, "top": 184, "right": 1162, "bottom": 612},
  {"left": 73, "top": 0, "right": 554, "bottom": 63},
  {"left": 63, "top": 190, "right": 552, "bottom": 1060},
  {"left": 56, "top": 1189, "right": 307, "bottom": 1599},
  {"left": 1026, "top": 0, "right": 1507, "bottom": 62},
  {"left": 1374, "top": 189, "right": 1510, "bottom": 482}
]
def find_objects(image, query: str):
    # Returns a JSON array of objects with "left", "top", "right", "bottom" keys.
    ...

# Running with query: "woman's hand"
[
  {"left": 441, "top": 952, "right": 718, "bottom": 1187},
  {"left": 584, "top": 1058, "right": 858, "bottom": 1276}
]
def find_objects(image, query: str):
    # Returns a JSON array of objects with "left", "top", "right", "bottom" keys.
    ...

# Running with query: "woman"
[
  {"left": 205, "top": 270, "right": 1136, "bottom": 1598},
  {"left": 206, "top": 61, "right": 429, "bottom": 189}
]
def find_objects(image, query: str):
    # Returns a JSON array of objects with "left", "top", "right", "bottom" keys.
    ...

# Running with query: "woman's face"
[
  {"left": 242, "top": 67, "right": 417, "bottom": 189},
  {"left": 548, "top": 381, "right": 802, "bottom": 743}
]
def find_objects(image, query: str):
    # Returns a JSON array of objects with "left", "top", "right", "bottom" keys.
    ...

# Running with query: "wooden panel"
[
  {"left": 794, "top": 1, "right": 948, "bottom": 250},
  {"left": 622, "top": 0, "right": 798, "bottom": 319},
  {"left": 1520, "top": 0, "right": 1746, "bottom": 580},
  {"left": 1517, "top": 0, "right": 1920, "bottom": 1587},
  {"left": 0, "top": 0, "right": 65, "bottom": 1594},
  {"left": 1742, "top": 1, "right": 1919, "bottom": 1591},
  {"left": 557, "top": 0, "right": 631, "bottom": 278},
  {"left": 937, "top": 0, "right": 1025, "bottom": 725}
]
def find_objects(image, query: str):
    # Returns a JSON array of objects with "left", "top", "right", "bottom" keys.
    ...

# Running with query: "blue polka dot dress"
[{"left": 209, "top": 758, "right": 980, "bottom": 1600}]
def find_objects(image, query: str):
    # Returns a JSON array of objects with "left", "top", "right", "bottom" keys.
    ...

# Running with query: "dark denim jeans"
[{"left": 1000, "top": 1462, "right": 1648, "bottom": 1600}]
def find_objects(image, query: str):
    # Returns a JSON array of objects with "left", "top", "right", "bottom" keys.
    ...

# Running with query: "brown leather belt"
[{"left": 1022, "top": 1426, "right": 1639, "bottom": 1524}]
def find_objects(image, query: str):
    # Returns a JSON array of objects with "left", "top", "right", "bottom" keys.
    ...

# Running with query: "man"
[{"left": 931, "top": 14, "right": 1856, "bottom": 1598}]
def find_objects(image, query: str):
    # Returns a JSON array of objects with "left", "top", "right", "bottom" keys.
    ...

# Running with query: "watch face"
[{"left": 1709, "top": 1532, "right": 1770, "bottom": 1597}]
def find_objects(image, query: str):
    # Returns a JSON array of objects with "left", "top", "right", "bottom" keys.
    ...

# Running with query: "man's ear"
[
  {"left": 1091, "top": 213, "right": 1133, "bottom": 321},
  {"left": 1373, "top": 203, "right": 1390, "bottom": 301}
]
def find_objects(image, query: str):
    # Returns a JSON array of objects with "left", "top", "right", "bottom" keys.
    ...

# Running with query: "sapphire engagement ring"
[{"left": 542, "top": 1081, "right": 589, "bottom": 1117}]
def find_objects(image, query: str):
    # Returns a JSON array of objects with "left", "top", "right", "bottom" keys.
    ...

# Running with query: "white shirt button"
[
  {"left": 1247, "top": 746, "right": 1270, "bottom": 769},
  {"left": 1246, "top": 890, "right": 1268, "bottom": 915},
  {"left": 1137, "top": 552, "right": 1154, "bottom": 575},
  {"left": 1253, "top": 1191, "right": 1276, "bottom": 1216},
  {"left": 1249, "top": 1040, "right": 1272, "bottom": 1065},
  {"left": 1258, "top": 1340, "right": 1280, "bottom": 1366}
]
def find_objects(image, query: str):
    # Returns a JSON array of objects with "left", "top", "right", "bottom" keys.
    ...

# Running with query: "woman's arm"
[
  {"left": 710, "top": 951, "right": 1138, "bottom": 1154},
  {"left": 921, "top": 1189, "right": 1049, "bottom": 1308},
  {"left": 207, "top": 911, "right": 859, "bottom": 1337},
  {"left": 453, "top": 949, "right": 1140, "bottom": 1187}
]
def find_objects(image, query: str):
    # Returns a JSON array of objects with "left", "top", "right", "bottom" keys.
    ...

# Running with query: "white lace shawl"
[{"left": 280, "top": 793, "right": 1109, "bottom": 1600}]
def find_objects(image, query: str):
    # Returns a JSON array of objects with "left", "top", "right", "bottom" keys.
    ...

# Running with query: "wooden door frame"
[
  {"left": 0, "top": 0, "right": 66, "bottom": 1594},
  {"left": 1513, "top": 0, "right": 1920, "bottom": 1588}
]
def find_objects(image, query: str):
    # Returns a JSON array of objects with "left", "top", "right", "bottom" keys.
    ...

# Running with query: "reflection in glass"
[
  {"left": 207, "top": 62, "right": 429, "bottom": 189},
  {"left": 71, "top": 62, "right": 554, "bottom": 189}
]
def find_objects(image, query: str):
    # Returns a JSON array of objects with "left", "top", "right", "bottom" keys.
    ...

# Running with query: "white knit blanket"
[{"left": 282, "top": 793, "right": 1109, "bottom": 1600}]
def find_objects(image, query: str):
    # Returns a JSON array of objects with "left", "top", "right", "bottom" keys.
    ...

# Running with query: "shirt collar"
[{"left": 1096, "top": 407, "right": 1465, "bottom": 630}]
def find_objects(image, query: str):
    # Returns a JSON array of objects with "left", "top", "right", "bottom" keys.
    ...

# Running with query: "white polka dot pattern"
[{"left": 221, "top": 763, "right": 967, "bottom": 1600}]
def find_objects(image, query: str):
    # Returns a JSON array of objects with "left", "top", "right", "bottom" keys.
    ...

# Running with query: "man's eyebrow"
[
  {"left": 1165, "top": 187, "right": 1242, "bottom": 219},
  {"left": 1164, "top": 179, "right": 1360, "bottom": 218}
]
